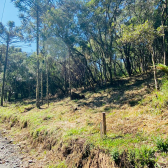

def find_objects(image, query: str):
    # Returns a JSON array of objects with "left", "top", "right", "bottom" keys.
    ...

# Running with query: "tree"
[
  {"left": 6, "top": 46, "right": 29, "bottom": 100},
  {"left": 118, "top": 21, "right": 162, "bottom": 89},
  {"left": 0, "top": 21, "right": 22, "bottom": 106},
  {"left": 8, "top": 0, "right": 167, "bottom": 97},
  {"left": 12, "top": 0, "right": 52, "bottom": 108}
]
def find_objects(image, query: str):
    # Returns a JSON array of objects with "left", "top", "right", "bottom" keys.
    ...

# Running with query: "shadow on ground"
[{"left": 75, "top": 72, "right": 155, "bottom": 110}]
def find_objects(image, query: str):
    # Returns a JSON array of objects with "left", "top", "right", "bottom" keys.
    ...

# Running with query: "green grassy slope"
[{"left": 0, "top": 73, "right": 168, "bottom": 167}]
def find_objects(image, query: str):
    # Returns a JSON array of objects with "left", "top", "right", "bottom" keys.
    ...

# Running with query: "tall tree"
[
  {"left": 118, "top": 21, "right": 162, "bottom": 89},
  {"left": 12, "top": 0, "right": 52, "bottom": 108},
  {"left": 0, "top": 21, "right": 22, "bottom": 106}
]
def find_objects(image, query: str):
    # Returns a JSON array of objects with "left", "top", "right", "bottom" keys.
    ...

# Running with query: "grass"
[
  {"left": 87, "top": 133, "right": 147, "bottom": 151},
  {"left": 64, "top": 127, "right": 89, "bottom": 138},
  {"left": 48, "top": 161, "right": 67, "bottom": 168},
  {"left": 0, "top": 74, "right": 168, "bottom": 167},
  {"left": 155, "top": 137, "right": 168, "bottom": 153},
  {"left": 127, "top": 145, "right": 156, "bottom": 167}
]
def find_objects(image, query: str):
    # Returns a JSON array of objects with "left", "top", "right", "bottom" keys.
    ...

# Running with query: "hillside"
[{"left": 0, "top": 73, "right": 168, "bottom": 168}]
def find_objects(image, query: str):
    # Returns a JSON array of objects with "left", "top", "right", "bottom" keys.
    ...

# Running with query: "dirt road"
[{"left": 0, "top": 131, "right": 22, "bottom": 168}]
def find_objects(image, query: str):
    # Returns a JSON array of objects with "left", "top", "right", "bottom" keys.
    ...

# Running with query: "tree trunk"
[
  {"left": 161, "top": 0, "right": 167, "bottom": 65},
  {"left": 41, "top": 71, "right": 43, "bottom": 105},
  {"left": 108, "top": 55, "right": 113, "bottom": 85},
  {"left": 103, "top": 58, "right": 107, "bottom": 86},
  {"left": 68, "top": 48, "right": 71, "bottom": 96},
  {"left": 46, "top": 57, "right": 49, "bottom": 107},
  {"left": 115, "top": 62, "right": 127, "bottom": 77},
  {"left": 8, "top": 90, "right": 12, "bottom": 102},
  {"left": 152, "top": 47, "right": 157, "bottom": 90},
  {"left": 126, "top": 56, "right": 132, "bottom": 76},
  {"left": 4, "top": 90, "right": 7, "bottom": 101},
  {"left": 1, "top": 35, "right": 9, "bottom": 106},
  {"left": 114, "top": 55, "right": 117, "bottom": 77},
  {"left": 162, "top": 22, "right": 166, "bottom": 65},
  {"left": 99, "top": 59, "right": 103, "bottom": 86},
  {"left": 83, "top": 64, "right": 86, "bottom": 89},
  {"left": 36, "top": 2, "right": 40, "bottom": 108},
  {"left": 124, "top": 45, "right": 132, "bottom": 76},
  {"left": 64, "top": 60, "right": 67, "bottom": 94}
]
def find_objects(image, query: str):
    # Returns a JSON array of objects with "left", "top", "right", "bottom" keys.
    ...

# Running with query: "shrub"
[
  {"left": 156, "top": 137, "right": 168, "bottom": 152},
  {"left": 111, "top": 148, "right": 121, "bottom": 165},
  {"left": 112, "top": 146, "right": 156, "bottom": 167}
]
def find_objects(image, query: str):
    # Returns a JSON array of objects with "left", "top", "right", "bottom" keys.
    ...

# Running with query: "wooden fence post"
[{"left": 102, "top": 112, "right": 106, "bottom": 135}]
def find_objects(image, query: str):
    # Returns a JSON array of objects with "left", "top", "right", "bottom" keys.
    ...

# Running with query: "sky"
[{"left": 0, "top": 0, "right": 36, "bottom": 53}]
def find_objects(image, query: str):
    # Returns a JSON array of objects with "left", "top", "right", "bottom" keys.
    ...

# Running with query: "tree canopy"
[{"left": 0, "top": 0, "right": 167, "bottom": 104}]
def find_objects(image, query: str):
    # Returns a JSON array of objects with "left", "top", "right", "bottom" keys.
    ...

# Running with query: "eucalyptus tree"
[
  {"left": 45, "top": 36, "right": 68, "bottom": 93},
  {"left": 12, "top": 0, "right": 52, "bottom": 108},
  {"left": 76, "top": 0, "right": 124, "bottom": 84},
  {"left": 0, "top": 21, "right": 23, "bottom": 106},
  {"left": 118, "top": 21, "right": 162, "bottom": 89},
  {"left": 45, "top": 0, "right": 96, "bottom": 93},
  {"left": 115, "top": 0, "right": 160, "bottom": 75},
  {"left": 46, "top": 0, "right": 122, "bottom": 89},
  {"left": 159, "top": 0, "right": 168, "bottom": 65}
]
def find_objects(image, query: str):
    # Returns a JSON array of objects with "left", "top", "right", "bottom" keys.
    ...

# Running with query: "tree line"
[{"left": 0, "top": 0, "right": 168, "bottom": 108}]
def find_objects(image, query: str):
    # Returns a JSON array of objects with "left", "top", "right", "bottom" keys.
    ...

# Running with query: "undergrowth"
[
  {"left": 111, "top": 145, "right": 156, "bottom": 168},
  {"left": 0, "top": 74, "right": 168, "bottom": 167},
  {"left": 140, "top": 76, "right": 168, "bottom": 115},
  {"left": 155, "top": 137, "right": 168, "bottom": 153}
]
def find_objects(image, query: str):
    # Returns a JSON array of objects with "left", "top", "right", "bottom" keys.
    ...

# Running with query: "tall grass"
[{"left": 150, "top": 78, "right": 168, "bottom": 114}]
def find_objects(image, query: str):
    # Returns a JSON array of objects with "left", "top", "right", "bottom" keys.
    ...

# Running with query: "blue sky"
[{"left": 0, "top": 0, "right": 36, "bottom": 53}]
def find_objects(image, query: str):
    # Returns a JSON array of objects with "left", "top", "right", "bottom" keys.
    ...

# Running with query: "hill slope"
[{"left": 0, "top": 73, "right": 168, "bottom": 168}]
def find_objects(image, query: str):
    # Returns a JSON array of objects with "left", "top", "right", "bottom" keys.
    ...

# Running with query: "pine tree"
[{"left": 12, "top": 0, "right": 52, "bottom": 108}]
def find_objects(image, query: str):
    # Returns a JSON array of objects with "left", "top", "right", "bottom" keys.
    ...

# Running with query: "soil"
[
  {"left": 0, "top": 130, "right": 41, "bottom": 168},
  {"left": 0, "top": 131, "right": 22, "bottom": 168},
  {"left": 0, "top": 126, "right": 49, "bottom": 168}
]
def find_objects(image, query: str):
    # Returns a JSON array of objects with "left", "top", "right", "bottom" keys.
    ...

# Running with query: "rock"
[
  {"left": 28, "top": 160, "right": 33, "bottom": 163},
  {"left": 7, "top": 140, "right": 13, "bottom": 144}
]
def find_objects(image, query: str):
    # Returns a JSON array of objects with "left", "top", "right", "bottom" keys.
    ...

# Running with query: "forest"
[
  {"left": 0, "top": 0, "right": 167, "bottom": 108},
  {"left": 1, "top": 0, "right": 168, "bottom": 167}
]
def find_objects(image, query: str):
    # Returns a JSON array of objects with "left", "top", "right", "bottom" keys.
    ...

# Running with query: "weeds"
[
  {"left": 48, "top": 161, "right": 67, "bottom": 168},
  {"left": 156, "top": 137, "right": 168, "bottom": 152},
  {"left": 149, "top": 78, "right": 168, "bottom": 114},
  {"left": 131, "top": 146, "right": 155, "bottom": 167},
  {"left": 64, "top": 127, "right": 88, "bottom": 137},
  {"left": 111, "top": 145, "right": 156, "bottom": 167},
  {"left": 111, "top": 148, "right": 121, "bottom": 165}
]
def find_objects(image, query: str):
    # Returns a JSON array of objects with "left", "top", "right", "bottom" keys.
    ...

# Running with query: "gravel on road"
[{"left": 0, "top": 132, "right": 22, "bottom": 168}]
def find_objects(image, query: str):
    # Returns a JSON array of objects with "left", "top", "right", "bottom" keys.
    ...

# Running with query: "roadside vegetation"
[{"left": 0, "top": 72, "right": 168, "bottom": 167}]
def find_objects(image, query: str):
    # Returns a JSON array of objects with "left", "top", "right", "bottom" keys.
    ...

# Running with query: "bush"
[{"left": 111, "top": 148, "right": 120, "bottom": 165}]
